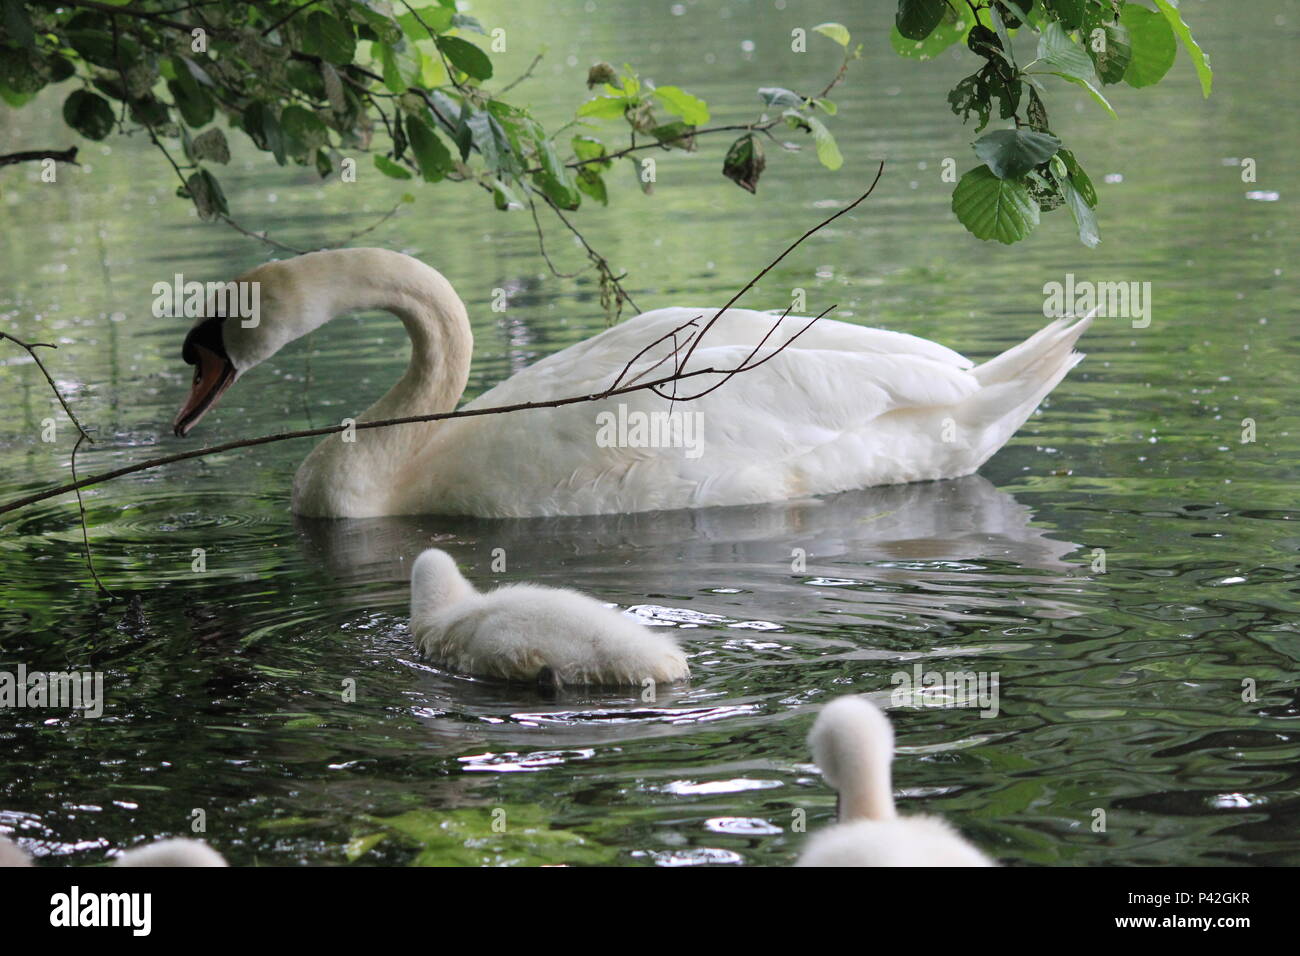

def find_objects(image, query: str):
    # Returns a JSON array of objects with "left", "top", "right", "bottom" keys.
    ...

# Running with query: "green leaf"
[
  {"left": 1119, "top": 2, "right": 1176, "bottom": 88},
  {"left": 281, "top": 105, "right": 329, "bottom": 158},
  {"left": 758, "top": 86, "right": 805, "bottom": 108},
  {"left": 1060, "top": 175, "right": 1100, "bottom": 247},
  {"left": 575, "top": 167, "right": 607, "bottom": 205},
  {"left": 452, "top": 13, "right": 486, "bottom": 34},
  {"left": 62, "top": 90, "right": 114, "bottom": 141},
  {"left": 190, "top": 127, "right": 230, "bottom": 164},
  {"left": 492, "top": 177, "right": 523, "bottom": 210},
  {"left": 0, "top": 82, "right": 35, "bottom": 107},
  {"left": 167, "top": 60, "right": 214, "bottom": 128},
  {"left": 1025, "top": 85, "right": 1050, "bottom": 131},
  {"left": 1085, "top": 22, "right": 1132, "bottom": 85},
  {"left": 437, "top": 35, "right": 492, "bottom": 80},
  {"left": 2, "top": 0, "right": 35, "bottom": 48},
  {"left": 348, "top": 4, "right": 403, "bottom": 44},
  {"left": 1058, "top": 147, "right": 1097, "bottom": 207},
  {"left": 1042, "top": 0, "right": 1086, "bottom": 30},
  {"left": 973, "top": 128, "right": 1062, "bottom": 179},
  {"left": 405, "top": 114, "right": 451, "bottom": 181},
  {"left": 890, "top": 12, "right": 971, "bottom": 60},
  {"left": 1036, "top": 20, "right": 1095, "bottom": 81},
  {"left": 571, "top": 135, "right": 610, "bottom": 168},
  {"left": 465, "top": 108, "right": 515, "bottom": 173},
  {"left": 987, "top": 3, "right": 1017, "bottom": 70},
  {"left": 805, "top": 115, "right": 843, "bottom": 171},
  {"left": 302, "top": 11, "right": 356, "bottom": 66},
  {"left": 812, "top": 21, "right": 851, "bottom": 46},
  {"left": 243, "top": 101, "right": 286, "bottom": 165},
  {"left": 185, "top": 169, "right": 228, "bottom": 221},
  {"left": 650, "top": 121, "right": 696, "bottom": 150},
  {"left": 895, "top": 1, "right": 946, "bottom": 41},
  {"left": 1045, "top": 69, "right": 1117, "bottom": 118},
  {"left": 533, "top": 138, "right": 581, "bottom": 210},
  {"left": 398, "top": 5, "right": 455, "bottom": 39},
  {"left": 576, "top": 95, "right": 627, "bottom": 120},
  {"left": 374, "top": 154, "right": 413, "bottom": 179},
  {"left": 722, "top": 133, "right": 765, "bottom": 193},
  {"left": 377, "top": 41, "right": 420, "bottom": 94},
  {"left": 1151, "top": 0, "right": 1212, "bottom": 97},
  {"left": 952, "top": 165, "right": 1040, "bottom": 243},
  {"left": 652, "top": 85, "right": 709, "bottom": 125}
]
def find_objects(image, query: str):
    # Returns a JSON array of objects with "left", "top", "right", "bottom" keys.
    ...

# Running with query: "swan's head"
[
  {"left": 172, "top": 257, "right": 320, "bottom": 438},
  {"left": 809, "top": 695, "right": 897, "bottom": 821},
  {"left": 114, "top": 837, "right": 228, "bottom": 867}
]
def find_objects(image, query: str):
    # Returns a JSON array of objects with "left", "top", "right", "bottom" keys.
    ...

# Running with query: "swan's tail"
[{"left": 963, "top": 311, "right": 1094, "bottom": 467}]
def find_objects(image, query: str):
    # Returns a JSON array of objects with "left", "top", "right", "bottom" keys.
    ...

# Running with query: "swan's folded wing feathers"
[{"left": 468, "top": 307, "right": 976, "bottom": 407}]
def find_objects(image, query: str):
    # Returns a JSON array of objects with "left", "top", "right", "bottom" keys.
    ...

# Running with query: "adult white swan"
[{"left": 173, "top": 248, "right": 1091, "bottom": 518}]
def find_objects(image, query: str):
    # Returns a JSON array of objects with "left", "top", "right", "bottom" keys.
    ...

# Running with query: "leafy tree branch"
[{"left": 891, "top": 0, "right": 1211, "bottom": 245}]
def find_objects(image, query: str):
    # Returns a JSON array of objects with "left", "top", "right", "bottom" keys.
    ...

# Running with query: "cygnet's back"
[{"left": 410, "top": 548, "right": 688, "bottom": 687}]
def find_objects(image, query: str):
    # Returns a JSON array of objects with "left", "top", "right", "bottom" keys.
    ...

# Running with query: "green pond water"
[{"left": 1, "top": 1, "right": 1297, "bottom": 865}]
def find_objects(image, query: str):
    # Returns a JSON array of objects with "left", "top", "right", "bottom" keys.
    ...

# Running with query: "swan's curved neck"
[
  {"left": 840, "top": 748, "right": 897, "bottom": 822},
  {"left": 275, "top": 249, "right": 473, "bottom": 516}
]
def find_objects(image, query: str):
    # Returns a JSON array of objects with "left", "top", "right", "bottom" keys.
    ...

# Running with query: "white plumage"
[
  {"left": 114, "top": 838, "right": 228, "bottom": 867},
  {"left": 409, "top": 548, "right": 689, "bottom": 687},
  {"left": 173, "top": 249, "right": 1092, "bottom": 518},
  {"left": 797, "top": 696, "right": 993, "bottom": 867},
  {"left": 0, "top": 833, "right": 227, "bottom": 867}
]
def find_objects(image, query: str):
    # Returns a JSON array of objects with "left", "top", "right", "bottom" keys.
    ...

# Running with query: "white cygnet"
[
  {"left": 409, "top": 548, "right": 688, "bottom": 687},
  {"left": 797, "top": 696, "right": 993, "bottom": 866}
]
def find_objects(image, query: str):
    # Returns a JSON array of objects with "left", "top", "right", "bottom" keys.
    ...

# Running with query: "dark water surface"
[{"left": 1, "top": 1, "right": 1297, "bottom": 865}]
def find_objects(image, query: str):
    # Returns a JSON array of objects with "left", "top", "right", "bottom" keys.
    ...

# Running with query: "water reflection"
[{"left": 296, "top": 474, "right": 1082, "bottom": 586}]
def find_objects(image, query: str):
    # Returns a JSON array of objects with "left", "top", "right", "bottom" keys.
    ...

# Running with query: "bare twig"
[
  {"left": 529, "top": 184, "right": 641, "bottom": 316},
  {"left": 654, "top": 304, "right": 835, "bottom": 402},
  {"left": 526, "top": 193, "right": 582, "bottom": 280},
  {"left": 498, "top": 53, "right": 544, "bottom": 95},
  {"left": 0, "top": 331, "right": 111, "bottom": 595},
  {"left": 603, "top": 315, "right": 701, "bottom": 395},
  {"left": 0, "top": 332, "right": 94, "bottom": 443},
  {"left": 261, "top": 0, "right": 320, "bottom": 37},
  {"left": 0, "top": 174, "right": 886, "bottom": 518},
  {"left": 0, "top": 148, "right": 79, "bottom": 168},
  {"left": 674, "top": 160, "right": 883, "bottom": 376},
  {"left": 71, "top": 434, "right": 114, "bottom": 597}
]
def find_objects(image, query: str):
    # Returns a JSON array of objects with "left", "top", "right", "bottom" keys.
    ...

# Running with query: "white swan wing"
[{"left": 427, "top": 309, "right": 982, "bottom": 515}]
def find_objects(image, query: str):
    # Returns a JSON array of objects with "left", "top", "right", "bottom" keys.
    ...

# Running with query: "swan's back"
[
  {"left": 406, "top": 307, "right": 1089, "bottom": 517},
  {"left": 797, "top": 817, "right": 994, "bottom": 867}
]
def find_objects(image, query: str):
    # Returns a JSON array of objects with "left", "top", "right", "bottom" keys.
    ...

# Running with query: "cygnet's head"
[
  {"left": 410, "top": 548, "right": 477, "bottom": 622},
  {"left": 808, "top": 696, "right": 897, "bottom": 822},
  {"left": 115, "top": 838, "right": 227, "bottom": 867},
  {"left": 0, "top": 834, "right": 32, "bottom": 867}
]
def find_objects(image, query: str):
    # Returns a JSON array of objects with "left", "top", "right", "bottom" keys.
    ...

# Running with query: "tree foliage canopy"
[{"left": 0, "top": 0, "right": 1211, "bottom": 265}]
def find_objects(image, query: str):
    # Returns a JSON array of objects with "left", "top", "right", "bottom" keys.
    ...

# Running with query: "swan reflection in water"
[{"left": 295, "top": 474, "right": 1082, "bottom": 590}]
